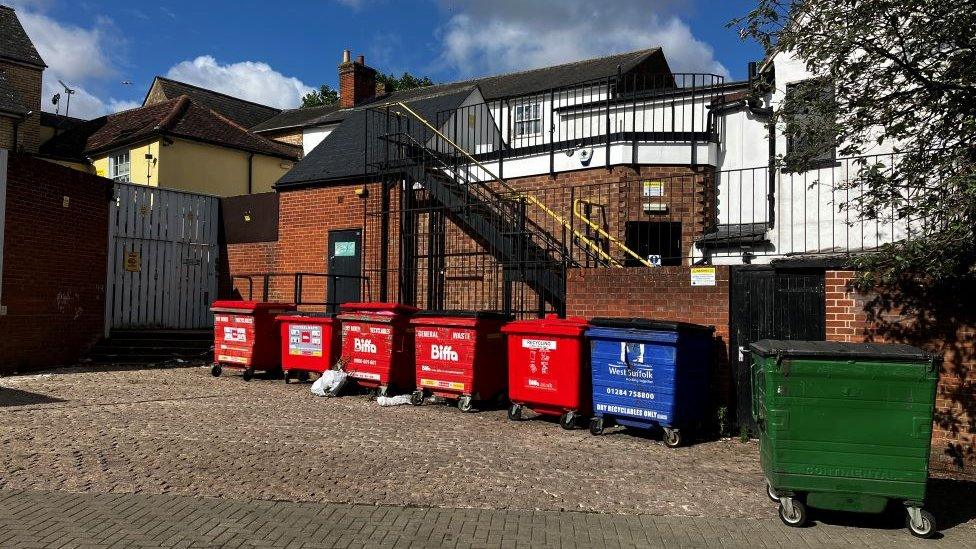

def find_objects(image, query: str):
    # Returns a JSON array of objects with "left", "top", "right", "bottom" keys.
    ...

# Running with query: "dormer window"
[
  {"left": 109, "top": 150, "right": 131, "bottom": 182},
  {"left": 514, "top": 102, "right": 542, "bottom": 137}
]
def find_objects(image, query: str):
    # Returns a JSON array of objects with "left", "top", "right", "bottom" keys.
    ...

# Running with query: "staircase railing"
[{"left": 388, "top": 101, "right": 650, "bottom": 268}]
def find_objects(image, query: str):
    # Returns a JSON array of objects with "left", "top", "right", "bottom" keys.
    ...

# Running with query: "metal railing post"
[{"left": 605, "top": 75, "right": 612, "bottom": 169}]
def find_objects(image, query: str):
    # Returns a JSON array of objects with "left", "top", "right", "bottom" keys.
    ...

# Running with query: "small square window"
[
  {"left": 109, "top": 151, "right": 130, "bottom": 182},
  {"left": 514, "top": 102, "right": 542, "bottom": 137}
]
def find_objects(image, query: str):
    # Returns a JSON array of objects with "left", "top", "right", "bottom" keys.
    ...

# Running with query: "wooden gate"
[{"left": 105, "top": 184, "right": 219, "bottom": 332}]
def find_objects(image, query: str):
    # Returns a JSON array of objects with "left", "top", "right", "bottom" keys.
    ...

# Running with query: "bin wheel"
[
  {"left": 906, "top": 508, "right": 936, "bottom": 539},
  {"left": 410, "top": 390, "right": 425, "bottom": 406},
  {"left": 778, "top": 498, "right": 808, "bottom": 528},
  {"left": 663, "top": 428, "right": 682, "bottom": 448},
  {"left": 297, "top": 371, "right": 310, "bottom": 383},
  {"left": 508, "top": 404, "right": 523, "bottom": 421},
  {"left": 766, "top": 481, "right": 779, "bottom": 503},
  {"left": 457, "top": 395, "right": 474, "bottom": 413},
  {"left": 242, "top": 368, "right": 255, "bottom": 382},
  {"left": 589, "top": 417, "right": 604, "bottom": 436},
  {"left": 559, "top": 411, "right": 577, "bottom": 430},
  {"left": 210, "top": 364, "right": 222, "bottom": 377},
  {"left": 282, "top": 370, "right": 291, "bottom": 384}
]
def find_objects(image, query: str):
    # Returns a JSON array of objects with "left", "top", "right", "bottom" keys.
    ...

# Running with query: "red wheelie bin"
[
  {"left": 409, "top": 310, "right": 511, "bottom": 411},
  {"left": 211, "top": 300, "right": 293, "bottom": 381},
  {"left": 502, "top": 315, "right": 590, "bottom": 429},
  {"left": 277, "top": 312, "right": 341, "bottom": 383},
  {"left": 337, "top": 302, "right": 418, "bottom": 396}
]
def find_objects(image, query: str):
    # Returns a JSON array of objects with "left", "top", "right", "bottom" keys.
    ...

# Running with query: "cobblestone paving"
[
  {"left": 0, "top": 365, "right": 764, "bottom": 517},
  {"left": 1, "top": 365, "right": 974, "bottom": 548}
]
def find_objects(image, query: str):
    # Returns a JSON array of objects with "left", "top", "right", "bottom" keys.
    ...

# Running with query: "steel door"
[
  {"left": 730, "top": 267, "right": 826, "bottom": 433},
  {"left": 327, "top": 228, "right": 362, "bottom": 312}
]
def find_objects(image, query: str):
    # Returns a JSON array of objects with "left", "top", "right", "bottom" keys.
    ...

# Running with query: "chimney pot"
[
  {"left": 342, "top": 49, "right": 351, "bottom": 63},
  {"left": 338, "top": 53, "right": 378, "bottom": 108}
]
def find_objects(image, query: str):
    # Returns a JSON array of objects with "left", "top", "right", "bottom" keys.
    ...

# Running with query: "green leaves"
[
  {"left": 300, "top": 84, "right": 339, "bottom": 108},
  {"left": 736, "top": 0, "right": 976, "bottom": 285}
]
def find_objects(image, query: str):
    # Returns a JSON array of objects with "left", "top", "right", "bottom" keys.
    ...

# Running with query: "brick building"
[{"left": 0, "top": 5, "right": 44, "bottom": 154}]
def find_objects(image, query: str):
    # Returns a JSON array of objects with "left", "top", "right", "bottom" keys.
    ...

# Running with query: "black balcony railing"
[{"left": 425, "top": 72, "right": 733, "bottom": 177}]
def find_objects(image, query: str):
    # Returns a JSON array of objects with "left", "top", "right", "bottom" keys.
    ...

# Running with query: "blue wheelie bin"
[{"left": 586, "top": 318, "right": 714, "bottom": 447}]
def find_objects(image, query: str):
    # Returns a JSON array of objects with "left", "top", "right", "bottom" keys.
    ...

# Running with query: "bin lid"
[
  {"left": 589, "top": 317, "right": 714, "bottom": 334},
  {"left": 749, "top": 340, "right": 933, "bottom": 362},
  {"left": 276, "top": 311, "right": 337, "bottom": 322},
  {"left": 211, "top": 300, "right": 294, "bottom": 313},
  {"left": 413, "top": 310, "right": 512, "bottom": 320},
  {"left": 501, "top": 314, "right": 589, "bottom": 337},
  {"left": 339, "top": 302, "right": 419, "bottom": 315}
]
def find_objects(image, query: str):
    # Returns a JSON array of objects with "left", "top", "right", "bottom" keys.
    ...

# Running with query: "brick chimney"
[{"left": 338, "top": 50, "right": 377, "bottom": 108}]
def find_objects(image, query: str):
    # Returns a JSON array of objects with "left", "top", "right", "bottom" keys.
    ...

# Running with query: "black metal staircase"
[{"left": 367, "top": 105, "right": 606, "bottom": 315}]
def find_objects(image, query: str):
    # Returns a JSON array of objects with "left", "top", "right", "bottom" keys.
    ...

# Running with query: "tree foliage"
[
  {"left": 300, "top": 84, "right": 339, "bottom": 108},
  {"left": 734, "top": 1, "right": 976, "bottom": 287},
  {"left": 300, "top": 72, "right": 433, "bottom": 108},
  {"left": 376, "top": 72, "right": 434, "bottom": 93}
]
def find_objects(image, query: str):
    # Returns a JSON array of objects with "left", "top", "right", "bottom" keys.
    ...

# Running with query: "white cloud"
[
  {"left": 11, "top": 3, "right": 135, "bottom": 118},
  {"left": 438, "top": 0, "right": 728, "bottom": 78},
  {"left": 165, "top": 55, "right": 315, "bottom": 109}
]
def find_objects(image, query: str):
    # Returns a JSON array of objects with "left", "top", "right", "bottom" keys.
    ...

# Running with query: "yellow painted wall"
[
  {"left": 156, "top": 139, "right": 292, "bottom": 196},
  {"left": 86, "top": 138, "right": 292, "bottom": 196},
  {"left": 92, "top": 141, "right": 161, "bottom": 185}
]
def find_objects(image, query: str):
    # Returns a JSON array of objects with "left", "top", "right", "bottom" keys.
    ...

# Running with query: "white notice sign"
[{"left": 690, "top": 267, "right": 717, "bottom": 286}]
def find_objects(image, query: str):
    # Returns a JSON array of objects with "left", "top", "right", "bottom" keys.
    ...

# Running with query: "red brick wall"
[
  {"left": 826, "top": 270, "right": 975, "bottom": 477},
  {"left": 0, "top": 154, "right": 111, "bottom": 373},
  {"left": 222, "top": 183, "right": 372, "bottom": 306},
  {"left": 565, "top": 266, "right": 733, "bottom": 408},
  {"left": 223, "top": 163, "right": 713, "bottom": 312}
]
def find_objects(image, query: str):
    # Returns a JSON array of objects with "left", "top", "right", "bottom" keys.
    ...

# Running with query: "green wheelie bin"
[{"left": 749, "top": 340, "right": 939, "bottom": 538}]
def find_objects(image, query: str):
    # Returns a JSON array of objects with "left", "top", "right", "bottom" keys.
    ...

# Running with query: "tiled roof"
[
  {"left": 696, "top": 223, "right": 770, "bottom": 248},
  {"left": 0, "top": 69, "right": 27, "bottom": 116},
  {"left": 0, "top": 5, "right": 45, "bottom": 67},
  {"left": 251, "top": 103, "right": 341, "bottom": 133},
  {"left": 257, "top": 48, "right": 668, "bottom": 134},
  {"left": 39, "top": 96, "right": 300, "bottom": 161},
  {"left": 275, "top": 87, "right": 477, "bottom": 188},
  {"left": 145, "top": 77, "right": 281, "bottom": 128}
]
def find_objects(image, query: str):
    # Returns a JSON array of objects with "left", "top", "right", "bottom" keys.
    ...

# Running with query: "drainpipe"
[
  {"left": 0, "top": 148, "right": 7, "bottom": 316},
  {"left": 766, "top": 112, "right": 776, "bottom": 228},
  {"left": 247, "top": 153, "right": 254, "bottom": 194}
]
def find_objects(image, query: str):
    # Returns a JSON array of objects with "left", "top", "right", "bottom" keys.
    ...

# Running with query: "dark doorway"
[
  {"left": 624, "top": 221, "right": 682, "bottom": 266},
  {"left": 730, "top": 267, "right": 826, "bottom": 434},
  {"left": 327, "top": 229, "right": 362, "bottom": 313}
]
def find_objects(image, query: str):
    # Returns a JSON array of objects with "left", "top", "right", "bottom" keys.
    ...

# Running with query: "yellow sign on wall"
[{"left": 124, "top": 251, "right": 141, "bottom": 272}]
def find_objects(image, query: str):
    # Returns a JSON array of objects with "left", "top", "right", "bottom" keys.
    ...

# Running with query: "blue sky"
[{"left": 9, "top": 0, "right": 765, "bottom": 119}]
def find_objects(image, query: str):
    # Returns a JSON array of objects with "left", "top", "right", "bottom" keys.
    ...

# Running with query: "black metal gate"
[{"left": 729, "top": 266, "right": 826, "bottom": 433}]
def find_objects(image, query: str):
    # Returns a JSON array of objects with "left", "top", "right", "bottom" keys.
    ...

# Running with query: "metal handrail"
[
  {"left": 391, "top": 101, "right": 645, "bottom": 268},
  {"left": 572, "top": 199, "right": 652, "bottom": 267}
]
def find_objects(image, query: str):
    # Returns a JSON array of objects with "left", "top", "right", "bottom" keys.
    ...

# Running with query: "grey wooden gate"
[{"left": 105, "top": 183, "right": 219, "bottom": 332}]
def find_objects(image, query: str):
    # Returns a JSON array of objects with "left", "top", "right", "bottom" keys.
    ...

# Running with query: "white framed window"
[
  {"left": 514, "top": 102, "right": 542, "bottom": 137},
  {"left": 108, "top": 150, "right": 130, "bottom": 182}
]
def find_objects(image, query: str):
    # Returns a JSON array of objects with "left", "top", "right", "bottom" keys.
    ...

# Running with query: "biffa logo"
[
  {"left": 354, "top": 338, "right": 377, "bottom": 353},
  {"left": 431, "top": 345, "right": 459, "bottom": 361}
]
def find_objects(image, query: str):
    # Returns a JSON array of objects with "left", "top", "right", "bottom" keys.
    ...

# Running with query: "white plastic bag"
[
  {"left": 376, "top": 394, "right": 413, "bottom": 406},
  {"left": 311, "top": 369, "right": 348, "bottom": 397}
]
